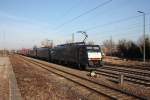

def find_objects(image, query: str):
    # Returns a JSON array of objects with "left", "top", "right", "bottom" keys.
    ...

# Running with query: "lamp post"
[{"left": 137, "top": 11, "right": 146, "bottom": 62}]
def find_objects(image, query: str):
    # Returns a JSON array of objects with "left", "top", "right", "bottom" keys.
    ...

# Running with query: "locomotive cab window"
[{"left": 86, "top": 46, "right": 100, "bottom": 52}]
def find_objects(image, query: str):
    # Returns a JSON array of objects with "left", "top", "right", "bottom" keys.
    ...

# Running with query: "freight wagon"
[
  {"left": 36, "top": 47, "right": 51, "bottom": 61},
  {"left": 17, "top": 42, "right": 103, "bottom": 70}
]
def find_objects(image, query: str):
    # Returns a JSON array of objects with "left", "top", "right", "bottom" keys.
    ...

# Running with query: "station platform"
[{"left": 0, "top": 57, "right": 22, "bottom": 100}]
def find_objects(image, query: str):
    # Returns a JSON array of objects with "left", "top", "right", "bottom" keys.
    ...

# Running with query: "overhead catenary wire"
[
  {"left": 93, "top": 24, "right": 150, "bottom": 39},
  {"left": 63, "top": 12, "right": 150, "bottom": 35},
  {"left": 92, "top": 22, "right": 143, "bottom": 36},
  {"left": 58, "top": 0, "right": 82, "bottom": 21},
  {"left": 85, "top": 12, "right": 150, "bottom": 31},
  {"left": 55, "top": 0, "right": 112, "bottom": 30},
  {"left": 85, "top": 11, "right": 150, "bottom": 40},
  {"left": 88, "top": 24, "right": 150, "bottom": 44}
]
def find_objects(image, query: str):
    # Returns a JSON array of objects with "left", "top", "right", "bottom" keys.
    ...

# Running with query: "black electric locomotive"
[{"left": 51, "top": 42, "right": 103, "bottom": 70}]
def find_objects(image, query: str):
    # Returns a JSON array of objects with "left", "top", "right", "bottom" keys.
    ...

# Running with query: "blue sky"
[{"left": 0, "top": 0, "right": 150, "bottom": 49}]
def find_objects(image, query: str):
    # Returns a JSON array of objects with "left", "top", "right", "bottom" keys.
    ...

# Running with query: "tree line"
[{"left": 102, "top": 35, "right": 150, "bottom": 60}]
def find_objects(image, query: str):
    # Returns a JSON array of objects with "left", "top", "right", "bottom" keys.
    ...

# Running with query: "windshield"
[{"left": 86, "top": 46, "right": 100, "bottom": 52}]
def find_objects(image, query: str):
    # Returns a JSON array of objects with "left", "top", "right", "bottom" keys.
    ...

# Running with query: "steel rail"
[{"left": 18, "top": 55, "right": 147, "bottom": 100}]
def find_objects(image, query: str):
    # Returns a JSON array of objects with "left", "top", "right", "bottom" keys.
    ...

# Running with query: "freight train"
[{"left": 18, "top": 42, "right": 104, "bottom": 70}]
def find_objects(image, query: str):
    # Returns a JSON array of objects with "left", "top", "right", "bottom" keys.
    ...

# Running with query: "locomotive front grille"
[{"left": 88, "top": 60, "right": 100, "bottom": 67}]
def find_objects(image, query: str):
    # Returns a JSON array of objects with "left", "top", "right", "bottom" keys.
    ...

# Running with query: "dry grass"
[{"left": 10, "top": 56, "right": 91, "bottom": 100}]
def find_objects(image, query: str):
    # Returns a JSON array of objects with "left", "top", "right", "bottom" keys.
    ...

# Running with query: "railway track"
[
  {"left": 96, "top": 65, "right": 150, "bottom": 86},
  {"left": 102, "top": 65, "right": 150, "bottom": 77},
  {"left": 16, "top": 55, "right": 148, "bottom": 100},
  {"left": 105, "top": 62, "right": 150, "bottom": 71}
]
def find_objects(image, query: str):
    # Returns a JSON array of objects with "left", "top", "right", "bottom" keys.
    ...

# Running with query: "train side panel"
[
  {"left": 28, "top": 50, "right": 36, "bottom": 58},
  {"left": 36, "top": 48, "right": 51, "bottom": 61},
  {"left": 51, "top": 44, "right": 88, "bottom": 69}
]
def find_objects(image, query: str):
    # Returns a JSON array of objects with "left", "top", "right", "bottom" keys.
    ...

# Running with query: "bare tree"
[
  {"left": 103, "top": 39, "right": 115, "bottom": 56},
  {"left": 41, "top": 39, "right": 53, "bottom": 48}
]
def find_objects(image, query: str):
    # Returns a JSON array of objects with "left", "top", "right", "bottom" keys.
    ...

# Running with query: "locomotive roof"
[
  {"left": 56, "top": 42, "right": 100, "bottom": 48},
  {"left": 58, "top": 42, "right": 85, "bottom": 46}
]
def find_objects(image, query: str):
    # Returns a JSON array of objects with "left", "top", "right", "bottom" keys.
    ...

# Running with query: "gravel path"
[
  {"left": 0, "top": 57, "right": 9, "bottom": 100},
  {"left": 0, "top": 56, "right": 22, "bottom": 100}
]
